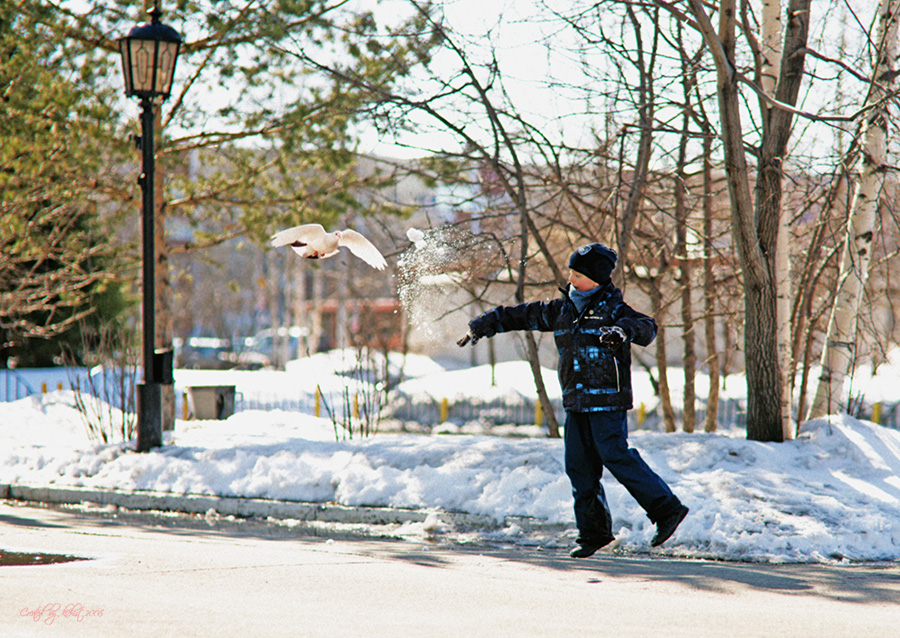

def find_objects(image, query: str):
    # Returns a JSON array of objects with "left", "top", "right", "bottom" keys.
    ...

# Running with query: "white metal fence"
[{"left": 3, "top": 367, "right": 899, "bottom": 432}]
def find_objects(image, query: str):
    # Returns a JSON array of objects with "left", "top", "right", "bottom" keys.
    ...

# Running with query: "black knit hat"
[{"left": 568, "top": 243, "right": 617, "bottom": 285}]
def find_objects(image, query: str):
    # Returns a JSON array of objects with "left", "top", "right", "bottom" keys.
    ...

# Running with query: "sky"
[{"left": 2, "top": 348, "right": 899, "bottom": 565}]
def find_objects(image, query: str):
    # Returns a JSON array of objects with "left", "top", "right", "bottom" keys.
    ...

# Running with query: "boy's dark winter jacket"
[{"left": 471, "top": 283, "right": 657, "bottom": 412}]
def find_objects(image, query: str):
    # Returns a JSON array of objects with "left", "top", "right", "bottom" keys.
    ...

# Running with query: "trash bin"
[{"left": 187, "top": 385, "right": 236, "bottom": 420}]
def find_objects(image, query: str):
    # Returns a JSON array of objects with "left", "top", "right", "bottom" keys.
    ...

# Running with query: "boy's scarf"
[{"left": 568, "top": 284, "right": 599, "bottom": 314}]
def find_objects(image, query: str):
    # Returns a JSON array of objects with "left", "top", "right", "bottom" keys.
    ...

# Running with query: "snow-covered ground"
[{"left": 2, "top": 351, "right": 900, "bottom": 565}]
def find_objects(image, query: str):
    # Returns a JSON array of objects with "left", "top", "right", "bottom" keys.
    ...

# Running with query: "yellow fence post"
[
  {"left": 41, "top": 382, "right": 47, "bottom": 394},
  {"left": 872, "top": 402, "right": 882, "bottom": 425},
  {"left": 637, "top": 402, "right": 646, "bottom": 427},
  {"left": 353, "top": 394, "right": 359, "bottom": 420},
  {"left": 315, "top": 387, "right": 321, "bottom": 418},
  {"left": 440, "top": 397, "right": 449, "bottom": 423},
  {"left": 535, "top": 399, "right": 543, "bottom": 426}
]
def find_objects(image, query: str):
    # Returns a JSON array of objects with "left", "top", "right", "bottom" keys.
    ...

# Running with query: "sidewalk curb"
[{"left": 0, "top": 483, "right": 565, "bottom": 533}]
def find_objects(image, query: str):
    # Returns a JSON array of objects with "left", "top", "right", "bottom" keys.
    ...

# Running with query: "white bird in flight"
[{"left": 271, "top": 224, "right": 388, "bottom": 271}]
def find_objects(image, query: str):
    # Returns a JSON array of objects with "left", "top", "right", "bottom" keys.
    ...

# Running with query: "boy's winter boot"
[
  {"left": 570, "top": 497, "right": 615, "bottom": 558},
  {"left": 569, "top": 534, "right": 615, "bottom": 558},
  {"left": 651, "top": 504, "right": 689, "bottom": 547}
]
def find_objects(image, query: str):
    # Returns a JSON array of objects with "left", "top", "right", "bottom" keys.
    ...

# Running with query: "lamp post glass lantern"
[
  {"left": 119, "top": 7, "right": 181, "bottom": 99},
  {"left": 118, "top": 5, "right": 181, "bottom": 452}
]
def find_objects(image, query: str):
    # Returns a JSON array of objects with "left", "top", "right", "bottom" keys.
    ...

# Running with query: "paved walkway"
[
  {"left": 2, "top": 500, "right": 899, "bottom": 637},
  {"left": 0, "top": 483, "right": 511, "bottom": 530}
]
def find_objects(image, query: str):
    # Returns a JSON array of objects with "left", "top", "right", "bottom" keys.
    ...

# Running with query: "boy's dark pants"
[{"left": 564, "top": 410, "right": 682, "bottom": 542}]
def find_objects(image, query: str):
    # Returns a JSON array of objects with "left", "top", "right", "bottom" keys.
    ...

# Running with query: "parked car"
[
  {"left": 242, "top": 326, "right": 307, "bottom": 367},
  {"left": 175, "top": 337, "right": 236, "bottom": 370}
]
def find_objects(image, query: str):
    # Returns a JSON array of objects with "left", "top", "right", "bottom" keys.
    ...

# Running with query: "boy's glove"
[
  {"left": 597, "top": 326, "right": 627, "bottom": 347},
  {"left": 457, "top": 331, "right": 476, "bottom": 347},
  {"left": 459, "top": 312, "right": 497, "bottom": 346}
]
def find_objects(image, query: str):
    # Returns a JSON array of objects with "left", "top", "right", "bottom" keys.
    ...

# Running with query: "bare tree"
[
  {"left": 647, "top": 258, "right": 679, "bottom": 433},
  {"left": 674, "top": 20, "right": 704, "bottom": 433},
  {"left": 700, "top": 123, "right": 722, "bottom": 433}
]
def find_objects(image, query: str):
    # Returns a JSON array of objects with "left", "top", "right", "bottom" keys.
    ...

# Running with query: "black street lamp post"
[{"left": 118, "top": 5, "right": 182, "bottom": 452}]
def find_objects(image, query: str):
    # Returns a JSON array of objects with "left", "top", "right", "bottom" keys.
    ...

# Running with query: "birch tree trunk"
[
  {"left": 761, "top": 0, "right": 794, "bottom": 438},
  {"left": 807, "top": 0, "right": 900, "bottom": 419},
  {"left": 760, "top": 0, "right": 783, "bottom": 98}
]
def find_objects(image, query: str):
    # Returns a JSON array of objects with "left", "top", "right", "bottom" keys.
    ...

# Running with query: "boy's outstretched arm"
[
  {"left": 458, "top": 300, "right": 557, "bottom": 347},
  {"left": 614, "top": 308, "right": 657, "bottom": 347}
]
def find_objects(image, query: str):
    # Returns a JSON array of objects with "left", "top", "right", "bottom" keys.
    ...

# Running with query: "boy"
[{"left": 461, "top": 243, "right": 688, "bottom": 557}]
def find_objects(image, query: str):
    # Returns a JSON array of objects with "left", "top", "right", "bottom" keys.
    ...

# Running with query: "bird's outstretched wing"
[
  {"left": 270, "top": 224, "right": 326, "bottom": 247},
  {"left": 338, "top": 229, "right": 388, "bottom": 270}
]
